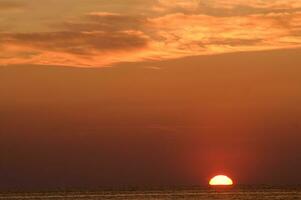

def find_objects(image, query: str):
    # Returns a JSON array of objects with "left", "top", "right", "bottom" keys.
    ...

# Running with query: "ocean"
[{"left": 0, "top": 186, "right": 300, "bottom": 199}]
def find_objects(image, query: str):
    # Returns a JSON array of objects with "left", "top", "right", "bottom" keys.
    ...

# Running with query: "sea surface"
[{"left": 0, "top": 186, "right": 300, "bottom": 199}]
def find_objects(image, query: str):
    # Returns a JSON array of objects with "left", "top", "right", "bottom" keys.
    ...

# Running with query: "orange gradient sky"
[{"left": 1, "top": 0, "right": 301, "bottom": 190}]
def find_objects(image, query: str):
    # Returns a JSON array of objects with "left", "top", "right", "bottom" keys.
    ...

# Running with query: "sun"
[{"left": 209, "top": 175, "right": 233, "bottom": 186}]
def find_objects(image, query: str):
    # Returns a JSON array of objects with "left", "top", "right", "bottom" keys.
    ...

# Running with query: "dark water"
[{"left": 0, "top": 186, "right": 300, "bottom": 199}]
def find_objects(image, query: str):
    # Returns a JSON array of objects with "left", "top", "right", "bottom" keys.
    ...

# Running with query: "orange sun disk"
[{"left": 209, "top": 175, "right": 233, "bottom": 186}]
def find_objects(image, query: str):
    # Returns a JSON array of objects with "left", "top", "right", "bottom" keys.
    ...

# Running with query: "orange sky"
[
  {"left": 1, "top": 48, "right": 301, "bottom": 189},
  {"left": 1, "top": 0, "right": 301, "bottom": 190},
  {"left": 1, "top": 0, "right": 301, "bottom": 67}
]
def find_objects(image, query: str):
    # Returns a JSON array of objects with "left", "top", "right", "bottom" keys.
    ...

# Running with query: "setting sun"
[
  {"left": 1, "top": 0, "right": 301, "bottom": 198},
  {"left": 209, "top": 175, "right": 233, "bottom": 186}
]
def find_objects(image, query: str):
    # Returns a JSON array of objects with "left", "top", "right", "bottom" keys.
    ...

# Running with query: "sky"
[
  {"left": 1, "top": 0, "right": 301, "bottom": 67},
  {"left": 1, "top": 0, "right": 301, "bottom": 190}
]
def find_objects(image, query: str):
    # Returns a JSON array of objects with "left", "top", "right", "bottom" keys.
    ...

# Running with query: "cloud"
[
  {"left": 145, "top": 11, "right": 301, "bottom": 60},
  {"left": 203, "top": 0, "right": 301, "bottom": 10},
  {"left": 0, "top": 1, "right": 24, "bottom": 11},
  {"left": 0, "top": 31, "right": 149, "bottom": 67},
  {"left": 1, "top": 31, "right": 148, "bottom": 54},
  {"left": 0, "top": 12, "right": 150, "bottom": 67},
  {"left": 155, "top": 0, "right": 301, "bottom": 16},
  {"left": 198, "top": 0, "right": 301, "bottom": 17},
  {"left": 153, "top": 0, "right": 201, "bottom": 12},
  {"left": 1, "top": 1, "right": 301, "bottom": 67},
  {"left": 60, "top": 12, "right": 147, "bottom": 32}
]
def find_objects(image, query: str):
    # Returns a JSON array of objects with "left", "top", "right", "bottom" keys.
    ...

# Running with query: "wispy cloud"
[
  {"left": 0, "top": 12, "right": 149, "bottom": 67},
  {"left": 1, "top": 0, "right": 301, "bottom": 67},
  {"left": 0, "top": 1, "right": 24, "bottom": 11},
  {"left": 147, "top": 12, "right": 301, "bottom": 58}
]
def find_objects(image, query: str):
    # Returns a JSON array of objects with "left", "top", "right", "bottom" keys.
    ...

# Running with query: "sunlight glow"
[{"left": 209, "top": 175, "right": 233, "bottom": 186}]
